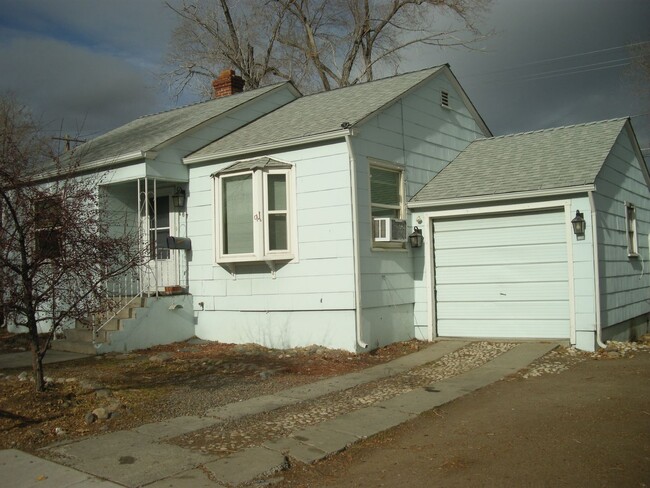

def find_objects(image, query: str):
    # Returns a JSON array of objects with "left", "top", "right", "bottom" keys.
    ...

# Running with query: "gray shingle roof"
[
  {"left": 411, "top": 118, "right": 628, "bottom": 204},
  {"left": 189, "top": 66, "right": 445, "bottom": 160},
  {"left": 67, "top": 83, "right": 288, "bottom": 167}
]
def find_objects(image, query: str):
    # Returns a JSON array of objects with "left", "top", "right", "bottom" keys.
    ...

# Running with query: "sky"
[{"left": 0, "top": 0, "right": 648, "bottom": 155}]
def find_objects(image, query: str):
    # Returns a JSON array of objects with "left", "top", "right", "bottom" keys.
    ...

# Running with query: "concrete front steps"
[{"left": 51, "top": 295, "right": 195, "bottom": 355}]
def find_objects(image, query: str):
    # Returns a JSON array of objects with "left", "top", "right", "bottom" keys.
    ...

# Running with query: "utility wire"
[{"left": 465, "top": 40, "right": 650, "bottom": 78}]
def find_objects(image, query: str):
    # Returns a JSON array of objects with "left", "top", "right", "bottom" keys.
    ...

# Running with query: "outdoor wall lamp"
[
  {"left": 571, "top": 210, "right": 586, "bottom": 240},
  {"left": 172, "top": 187, "right": 186, "bottom": 209},
  {"left": 409, "top": 226, "right": 424, "bottom": 248}
]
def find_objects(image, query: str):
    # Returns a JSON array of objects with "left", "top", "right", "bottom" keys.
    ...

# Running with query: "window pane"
[
  {"left": 371, "top": 206, "right": 400, "bottom": 219},
  {"left": 149, "top": 197, "right": 169, "bottom": 228},
  {"left": 370, "top": 167, "right": 400, "bottom": 206},
  {"left": 149, "top": 229, "right": 170, "bottom": 259},
  {"left": 268, "top": 214, "right": 288, "bottom": 251},
  {"left": 223, "top": 174, "right": 253, "bottom": 254},
  {"left": 267, "top": 174, "right": 287, "bottom": 211}
]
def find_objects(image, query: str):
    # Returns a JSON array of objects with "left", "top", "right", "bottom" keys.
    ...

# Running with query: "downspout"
[
  {"left": 589, "top": 190, "right": 607, "bottom": 348},
  {"left": 345, "top": 134, "right": 368, "bottom": 350}
]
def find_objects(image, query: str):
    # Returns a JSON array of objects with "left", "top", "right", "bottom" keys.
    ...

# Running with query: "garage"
[{"left": 433, "top": 210, "right": 570, "bottom": 339}]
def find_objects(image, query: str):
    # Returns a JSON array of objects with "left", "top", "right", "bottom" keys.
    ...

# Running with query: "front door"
[{"left": 143, "top": 195, "right": 178, "bottom": 292}]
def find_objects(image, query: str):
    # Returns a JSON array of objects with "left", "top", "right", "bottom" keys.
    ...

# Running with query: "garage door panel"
[
  {"left": 435, "top": 211, "right": 563, "bottom": 232},
  {"left": 434, "top": 223, "right": 566, "bottom": 249},
  {"left": 437, "top": 319, "right": 569, "bottom": 339},
  {"left": 438, "top": 300, "right": 569, "bottom": 320},
  {"left": 433, "top": 210, "right": 570, "bottom": 339},
  {"left": 434, "top": 243, "right": 568, "bottom": 267},
  {"left": 437, "top": 282, "right": 569, "bottom": 301},
  {"left": 435, "top": 262, "right": 569, "bottom": 285}
]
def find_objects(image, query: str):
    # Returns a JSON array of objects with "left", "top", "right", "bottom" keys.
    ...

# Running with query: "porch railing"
[{"left": 93, "top": 268, "right": 143, "bottom": 340}]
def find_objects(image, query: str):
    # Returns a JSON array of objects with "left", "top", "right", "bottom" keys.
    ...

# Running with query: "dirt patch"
[{"left": 0, "top": 337, "right": 425, "bottom": 452}]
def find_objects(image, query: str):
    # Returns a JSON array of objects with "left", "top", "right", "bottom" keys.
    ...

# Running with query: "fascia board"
[
  {"left": 32, "top": 150, "right": 148, "bottom": 182},
  {"left": 623, "top": 119, "right": 650, "bottom": 188},
  {"left": 182, "top": 129, "right": 351, "bottom": 165},
  {"left": 442, "top": 68, "right": 492, "bottom": 137},
  {"left": 408, "top": 184, "right": 595, "bottom": 209}
]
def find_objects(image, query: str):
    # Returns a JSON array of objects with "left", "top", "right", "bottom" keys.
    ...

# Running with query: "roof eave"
[
  {"left": 183, "top": 129, "right": 352, "bottom": 164},
  {"left": 408, "top": 184, "right": 596, "bottom": 209},
  {"left": 31, "top": 150, "right": 150, "bottom": 182}
]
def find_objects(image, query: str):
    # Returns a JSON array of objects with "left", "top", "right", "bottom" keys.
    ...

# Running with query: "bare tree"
[
  {"left": 0, "top": 96, "right": 143, "bottom": 392},
  {"left": 164, "top": 0, "right": 491, "bottom": 95},
  {"left": 165, "top": 0, "right": 302, "bottom": 97}
]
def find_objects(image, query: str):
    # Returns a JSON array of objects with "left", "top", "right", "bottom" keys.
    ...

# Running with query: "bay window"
[{"left": 214, "top": 158, "right": 294, "bottom": 263}]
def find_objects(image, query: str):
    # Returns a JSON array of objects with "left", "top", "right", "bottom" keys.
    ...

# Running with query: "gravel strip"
[
  {"left": 519, "top": 340, "right": 650, "bottom": 379},
  {"left": 170, "top": 341, "right": 517, "bottom": 456}
]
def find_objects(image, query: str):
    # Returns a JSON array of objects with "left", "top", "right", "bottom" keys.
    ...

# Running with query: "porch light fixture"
[
  {"left": 172, "top": 187, "right": 186, "bottom": 209},
  {"left": 409, "top": 226, "right": 424, "bottom": 248},
  {"left": 571, "top": 210, "right": 586, "bottom": 240}
]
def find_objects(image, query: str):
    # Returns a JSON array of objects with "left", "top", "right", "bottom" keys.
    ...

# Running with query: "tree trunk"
[{"left": 28, "top": 323, "right": 46, "bottom": 391}]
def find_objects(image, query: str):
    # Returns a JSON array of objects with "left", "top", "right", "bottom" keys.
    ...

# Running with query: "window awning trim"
[{"left": 210, "top": 157, "right": 292, "bottom": 177}]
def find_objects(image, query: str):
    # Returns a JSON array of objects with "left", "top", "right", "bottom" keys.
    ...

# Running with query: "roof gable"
[
  {"left": 411, "top": 118, "right": 629, "bottom": 205},
  {"left": 67, "top": 82, "right": 296, "bottom": 168},
  {"left": 186, "top": 66, "right": 450, "bottom": 162}
]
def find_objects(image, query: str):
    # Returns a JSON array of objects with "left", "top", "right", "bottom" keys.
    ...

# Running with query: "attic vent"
[{"left": 441, "top": 91, "right": 449, "bottom": 108}]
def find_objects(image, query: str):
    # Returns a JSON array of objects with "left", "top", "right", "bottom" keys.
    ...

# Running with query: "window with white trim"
[
  {"left": 34, "top": 196, "right": 63, "bottom": 260},
  {"left": 214, "top": 160, "right": 293, "bottom": 263},
  {"left": 369, "top": 163, "right": 405, "bottom": 247},
  {"left": 625, "top": 202, "right": 638, "bottom": 257}
]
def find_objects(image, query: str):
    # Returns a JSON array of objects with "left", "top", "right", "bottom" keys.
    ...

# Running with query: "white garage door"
[{"left": 433, "top": 210, "right": 570, "bottom": 339}]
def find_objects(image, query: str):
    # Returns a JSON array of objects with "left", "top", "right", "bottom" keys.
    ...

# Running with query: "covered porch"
[{"left": 102, "top": 177, "right": 190, "bottom": 299}]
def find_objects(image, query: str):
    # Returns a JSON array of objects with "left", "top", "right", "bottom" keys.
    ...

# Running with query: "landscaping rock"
[
  {"left": 84, "top": 412, "right": 97, "bottom": 425},
  {"left": 92, "top": 407, "right": 109, "bottom": 420},
  {"left": 149, "top": 352, "right": 173, "bottom": 363},
  {"left": 95, "top": 388, "right": 113, "bottom": 399},
  {"left": 17, "top": 371, "right": 29, "bottom": 381}
]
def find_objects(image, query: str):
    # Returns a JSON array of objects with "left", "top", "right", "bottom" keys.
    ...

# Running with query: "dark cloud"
[
  {"left": 0, "top": 0, "right": 648, "bottom": 153},
  {"left": 404, "top": 0, "right": 650, "bottom": 149},
  {"left": 0, "top": 36, "right": 162, "bottom": 138}
]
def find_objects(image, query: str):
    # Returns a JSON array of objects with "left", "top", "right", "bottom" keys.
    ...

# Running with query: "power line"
[{"left": 465, "top": 40, "right": 650, "bottom": 78}]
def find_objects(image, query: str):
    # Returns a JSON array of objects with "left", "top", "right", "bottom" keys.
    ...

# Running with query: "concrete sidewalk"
[
  {"left": 0, "top": 341, "right": 559, "bottom": 487},
  {"left": 0, "top": 350, "right": 90, "bottom": 369}
]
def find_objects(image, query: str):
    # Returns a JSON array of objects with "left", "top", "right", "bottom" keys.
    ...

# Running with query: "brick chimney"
[{"left": 212, "top": 69, "right": 244, "bottom": 98}]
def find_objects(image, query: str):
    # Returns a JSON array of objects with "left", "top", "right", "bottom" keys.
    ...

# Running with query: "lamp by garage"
[
  {"left": 172, "top": 187, "right": 186, "bottom": 209},
  {"left": 409, "top": 226, "right": 423, "bottom": 248},
  {"left": 571, "top": 210, "right": 586, "bottom": 240}
]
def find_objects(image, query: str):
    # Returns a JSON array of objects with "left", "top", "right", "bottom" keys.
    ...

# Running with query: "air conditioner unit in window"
[{"left": 373, "top": 218, "right": 407, "bottom": 242}]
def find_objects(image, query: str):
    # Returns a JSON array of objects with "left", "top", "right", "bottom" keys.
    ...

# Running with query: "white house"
[{"left": 46, "top": 66, "right": 649, "bottom": 354}]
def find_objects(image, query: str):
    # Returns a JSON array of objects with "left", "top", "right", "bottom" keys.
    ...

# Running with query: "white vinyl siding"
[
  {"left": 352, "top": 73, "right": 487, "bottom": 347},
  {"left": 433, "top": 210, "right": 570, "bottom": 339},
  {"left": 593, "top": 129, "right": 650, "bottom": 329},
  {"left": 187, "top": 142, "right": 357, "bottom": 350}
]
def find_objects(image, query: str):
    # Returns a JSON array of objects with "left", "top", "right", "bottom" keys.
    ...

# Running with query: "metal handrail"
[{"left": 93, "top": 269, "right": 143, "bottom": 339}]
